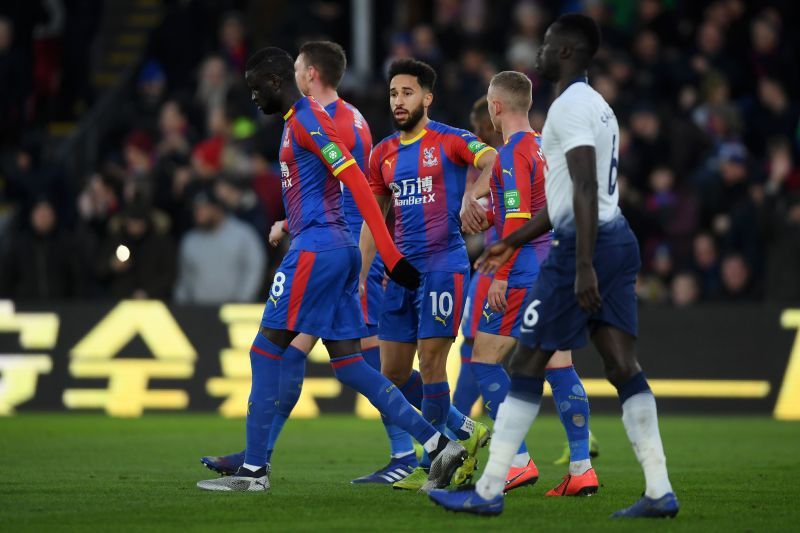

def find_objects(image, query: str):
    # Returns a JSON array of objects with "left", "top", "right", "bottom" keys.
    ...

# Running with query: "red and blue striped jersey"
[
  {"left": 370, "top": 121, "right": 495, "bottom": 272},
  {"left": 279, "top": 96, "right": 359, "bottom": 252},
  {"left": 324, "top": 99, "right": 373, "bottom": 238},
  {"left": 490, "top": 130, "right": 550, "bottom": 285}
]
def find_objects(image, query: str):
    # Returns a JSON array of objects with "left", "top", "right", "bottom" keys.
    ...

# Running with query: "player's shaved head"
[
  {"left": 535, "top": 13, "right": 601, "bottom": 82},
  {"left": 246, "top": 47, "right": 294, "bottom": 80},
  {"left": 245, "top": 47, "right": 295, "bottom": 115},
  {"left": 298, "top": 41, "right": 347, "bottom": 88},
  {"left": 489, "top": 71, "right": 533, "bottom": 113}
]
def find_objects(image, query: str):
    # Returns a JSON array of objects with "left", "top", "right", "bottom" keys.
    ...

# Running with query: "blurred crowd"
[{"left": 0, "top": 0, "right": 799, "bottom": 306}]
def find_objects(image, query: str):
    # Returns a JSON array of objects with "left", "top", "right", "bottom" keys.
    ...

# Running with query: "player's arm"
[
  {"left": 462, "top": 149, "right": 496, "bottom": 234},
  {"left": 447, "top": 131, "right": 496, "bottom": 234},
  {"left": 567, "top": 145, "right": 601, "bottom": 312},
  {"left": 475, "top": 207, "right": 551, "bottom": 275},
  {"left": 358, "top": 194, "right": 391, "bottom": 284},
  {"left": 487, "top": 151, "right": 532, "bottom": 311}
]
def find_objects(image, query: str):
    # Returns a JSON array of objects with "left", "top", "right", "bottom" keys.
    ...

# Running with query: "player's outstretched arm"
[
  {"left": 567, "top": 145, "right": 601, "bottom": 312},
  {"left": 475, "top": 206, "right": 552, "bottom": 274},
  {"left": 461, "top": 150, "right": 496, "bottom": 234},
  {"left": 358, "top": 194, "right": 391, "bottom": 286},
  {"left": 337, "top": 163, "right": 420, "bottom": 290}
]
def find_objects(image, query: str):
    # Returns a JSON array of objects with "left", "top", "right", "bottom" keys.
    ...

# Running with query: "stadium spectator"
[
  {"left": 213, "top": 175, "right": 268, "bottom": 238},
  {"left": 173, "top": 186, "right": 265, "bottom": 305},
  {"left": 692, "top": 232, "right": 723, "bottom": 300},
  {"left": 0, "top": 198, "right": 85, "bottom": 300},
  {"left": 96, "top": 203, "right": 176, "bottom": 300},
  {"left": 719, "top": 253, "right": 759, "bottom": 301},
  {"left": 218, "top": 12, "right": 249, "bottom": 75},
  {"left": 670, "top": 271, "right": 700, "bottom": 307}
]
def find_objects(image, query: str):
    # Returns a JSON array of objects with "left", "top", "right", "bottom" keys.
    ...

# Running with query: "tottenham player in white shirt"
[{"left": 429, "top": 13, "right": 678, "bottom": 518}]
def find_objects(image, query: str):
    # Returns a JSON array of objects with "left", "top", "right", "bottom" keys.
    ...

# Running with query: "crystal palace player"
[
  {"left": 359, "top": 59, "right": 496, "bottom": 491},
  {"left": 458, "top": 71, "right": 599, "bottom": 494},
  {"left": 197, "top": 47, "right": 467, "bottom": 492},
  {"left": 452, "top": 96, "right": 501, "bottom": 416},
  {"left": 430, "top": 15, "right": 678, "bottom": 517},
  {"left": 199, "top": 42, "right": 417, "bottom": 485}
]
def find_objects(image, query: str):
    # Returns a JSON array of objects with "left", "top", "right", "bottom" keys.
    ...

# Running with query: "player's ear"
[{"left": 423, "top": 91, "right": 433, "bottom": 108}]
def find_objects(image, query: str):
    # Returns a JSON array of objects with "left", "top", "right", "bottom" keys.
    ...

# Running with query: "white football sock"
[
  {"left": 569, "top": 458, "right": 592, "bottom": 476},
  {"left": 476, "top": 395, "right": 540, "bottom": 500},
  {"left": 422, "top": 432, "right": 443, "bottom": 454},
  {"left": 460, "top": 416, "right": 476, "bottom": 436},
  {"left": 391, "top": 450, "right": 415, "bottom": 460},
  {"left": 511, "top": 452, "right": 530, "bottom": 468},
  {"left": 621, "top": 392, "right": 673, "bottom": 499}
]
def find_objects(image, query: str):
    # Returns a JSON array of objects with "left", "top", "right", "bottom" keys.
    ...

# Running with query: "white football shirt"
[{"left": 540, "top": 79, "right": 621, "bottom": 232}]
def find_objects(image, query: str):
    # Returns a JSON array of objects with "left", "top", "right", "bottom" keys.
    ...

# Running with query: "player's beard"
[{"left": 392, "top": 103, "right": 425, "bottom": 132}]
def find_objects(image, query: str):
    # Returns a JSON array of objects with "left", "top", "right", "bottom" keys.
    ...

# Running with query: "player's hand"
[
  {"left": 460, "top": 195, "right": 488, "bottom": 234},
  {"left": 487, "top": 279, "right": 508, "bottom": 313},
  {"left": 385, "top": 257, "right": 421, "bottom": 290},
  {"left": 475, "top": 241, "right": 514, "bottom": 275},
  {"left": 575, "top": 263, "right": 601, "bottom": 312},
  {"left": 269, "top": 220, "right": 287, "bottom": 247},
  {"left": 358, "top": 274, "right": 367, "bottom": 298}
]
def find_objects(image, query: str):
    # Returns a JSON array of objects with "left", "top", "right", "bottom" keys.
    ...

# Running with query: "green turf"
[{"left": 1, "top": 414, "right": 798, "bottom": 532}]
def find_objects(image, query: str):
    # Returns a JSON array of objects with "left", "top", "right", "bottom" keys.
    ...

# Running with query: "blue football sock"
[
  {"left": 420, "top": 382, "right": 450, "bottom": 469},
  {"left": 398, "top": 369, "right": 423, "bottom": 409},
  {"left": 265, "top": 344, "right": 306, "bottom": 463},
  {"left": 331, "top": 353, "right": 437, "bottom": 447},
  {"left": 446, "top": 404, "right": 472, "bottom": 441},
  {"left": 422, "top": 382, "right": 450, "bottom": 436},
  {"left": 452, "top": 341, "right": 481, "bottom": 414},
  {"left": 244, "top": 334, "right": 285, "bottom": 467},
  {"left": 362, "top": 345, "right": 415, "bottom": 459},
  {"left": 546, "top": 366, "right": 591, "bottom": 462},
  {"left": 472, "top": 362, "right": 526, "bottom": 454}
]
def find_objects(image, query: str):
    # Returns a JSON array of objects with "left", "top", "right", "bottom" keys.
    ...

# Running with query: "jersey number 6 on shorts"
[{"left": 521, "top": 299, "right": 541, "bottom": 331}]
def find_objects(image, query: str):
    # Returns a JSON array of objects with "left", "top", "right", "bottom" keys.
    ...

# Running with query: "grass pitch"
[{"left": 1, "top": 414, "right": 798, "bottom": 532}]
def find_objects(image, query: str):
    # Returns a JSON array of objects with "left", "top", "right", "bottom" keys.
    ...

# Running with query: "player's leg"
[
  {"left": 266, "top": 333, "right": 318, "bottom": 462},
  {"left": 199, "top": 331, "right": 317, "bottom": 476},
  {"left": 358, "top": 260, "right": 417, "bottom": 469},
  {"left": 592, "top": 326, "right": 678, "bottom": 517},
  {"left": 197, "top": 326, "right": 298, "bottom": 492},
  {"left": 429, "top": 342, "right": 551, "bottom": 513},
  {"left": 452, "top": 272, "right": 489, "bottom": 414},
  {"left": 470, "top": 330, "right": 538, "bottom": 490},
  {"left": 543, "top": 350, "right": 599, "bottom": 496},
  {"left": 324, "top": 336, "right": 466, "bottom": 489},
  {"left": 453, "top": 337, "right": 481, "bottom": 414},
  {"left": 350, "top": 337, "right": 420, "bottom": 484}
]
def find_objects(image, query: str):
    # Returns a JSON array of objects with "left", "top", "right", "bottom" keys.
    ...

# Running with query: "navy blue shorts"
[
  {"left": 518, "top": 217, "right": 640, "bottom": 351},
  {"left": 261, "top": 246, "right": 368, "bottom": 341},
  {"left": 379, "top": 269, "right": 469, "bottom": 343}
]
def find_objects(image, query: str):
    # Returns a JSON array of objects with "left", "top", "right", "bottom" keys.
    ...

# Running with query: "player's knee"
[
  {"left": 382, "top": 366, "right": 411, "bottom": 386},
  {"left": 418, "top": 353, "right": 448, "bottom": 382},
  {"left": 507, "top": 345, "right": 548, "bottom": 378},
  {"left": 603, "top": 358, "right": 642, "bottom": 388}
]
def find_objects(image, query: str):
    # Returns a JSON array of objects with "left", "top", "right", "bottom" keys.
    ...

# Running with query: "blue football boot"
[
  {"left": 200, "top": 450, "right": 245, "bottom": 476},
  {"left": 428, "top": 486, "right": 504, "bottom": 516},
  {"left": 351, "top": 455, "right": 417, "bottom": 484},
  {"left": 612, "top": 492, "right": 680, "bottom": 518}
]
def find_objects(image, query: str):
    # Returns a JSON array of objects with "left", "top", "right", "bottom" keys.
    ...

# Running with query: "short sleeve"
[
  {"left": 368, "top": 146, "right": 391, "bottom": 196},
  {"left": 549, "top": 98, "right": 596, "bottom": 153},
  {"left": 501, "top": 147, "right": 533, "bottom": 219},
  {"left": 294, "top": 106, "right": 357, "bottom": 177},
  {"left": 444, "top": 129, "right": 496, "bottom": 168}
]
